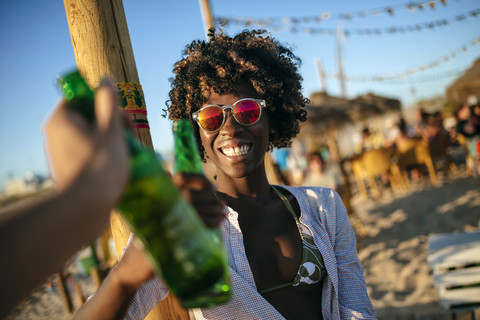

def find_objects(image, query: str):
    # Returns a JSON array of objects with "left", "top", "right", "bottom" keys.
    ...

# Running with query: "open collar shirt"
[{"left": 126, "top": 186, "right": 376, "bottom": 320}]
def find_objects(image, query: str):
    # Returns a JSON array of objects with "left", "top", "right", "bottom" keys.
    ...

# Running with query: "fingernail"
[
  {"left": 99, "top": 77, "right": 114, "bottom": 89},
  {"left": 95, "top": 81, "right": 115, "bottom": 129}
]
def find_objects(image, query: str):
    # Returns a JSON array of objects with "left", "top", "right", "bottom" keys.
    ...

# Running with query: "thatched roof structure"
[
  {"left": 446, "top": 57, "right": 480, "bottom": 105},
  {"left": 301, "top": 91, "right": 402, "bottom": 135}
]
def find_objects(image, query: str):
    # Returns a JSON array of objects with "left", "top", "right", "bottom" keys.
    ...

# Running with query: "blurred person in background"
[
  {"left": 471, "top": 103, "right": 480, "bottom": 133},
  {"left": 455, "top": 102, "right": 480, "bottom": 177},
  {"left": 455, "top": 103, "right": 478, "bottom": 139},
  {"left": 360, "top": 127, "right": 384, "bottom": 152},
  {"left": 302, "top": 152, "right": 339, "bottom": 191},
  {"left": 424, "top": 112, "right": 457, "bottom": 173},
  {"left": 414, "top": 107, "right": 429, "bottom": 140},
  {"left": 384, "top": 118, "right": 408, "bottom": 150}
]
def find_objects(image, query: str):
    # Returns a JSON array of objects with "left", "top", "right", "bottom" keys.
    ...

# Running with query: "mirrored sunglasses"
[{"left": 192, "top": 98, "right": 266, "bottom": 132}]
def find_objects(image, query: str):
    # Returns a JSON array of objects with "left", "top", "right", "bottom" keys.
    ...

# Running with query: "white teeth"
[{"left": 222, "top": 145, "right": 251, "bottom": 157}]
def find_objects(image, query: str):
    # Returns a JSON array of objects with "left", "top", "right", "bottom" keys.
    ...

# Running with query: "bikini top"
[{"left": 258, "top": 186, "right": 327, "bottom": 295}]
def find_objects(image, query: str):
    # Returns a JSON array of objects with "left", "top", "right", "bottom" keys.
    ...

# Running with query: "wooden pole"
[
  {"left": 56, "top": 272, "right": 74, "bottom": 314},
  {"left": 198, "top": 0, "right": 214, "bottom": 39},
  {"left": 314, "top": 57, "right": 327, "bottom": 93},
  {"left": 63, "top": 1, "right": 189, "bottom": 319},
  {"left": 336, "top": 24, "right": 347, "bottom": 99}
]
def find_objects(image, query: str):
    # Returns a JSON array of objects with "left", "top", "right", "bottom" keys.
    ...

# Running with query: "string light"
[
  {"left": 339, "top": 67, "right": 466, "bottom": 84},
  {"left": 325, "top": 36, "right": 480, "bottom": 83},
  {"left": 215, "top": 0, "right": 456, "bottom": 29},
  {"left": 216, "top": 8, "right": 480, "bottom": 37}
]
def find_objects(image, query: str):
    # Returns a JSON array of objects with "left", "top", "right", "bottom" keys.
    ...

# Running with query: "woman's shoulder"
[
  {"left": 281, "top": 185, "right": 337, "bottom": 197},
  {"left": 279, "top": 186, "right": 345, "bottom": 229},
  {"left": 279, "top": 185, "right": 341, "bottom": 210}
]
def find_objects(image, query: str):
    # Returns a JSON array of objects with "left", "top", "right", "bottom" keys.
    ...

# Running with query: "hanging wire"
[
  {"left": 216, "top": 8, "right": 479, "bottom": 37},
  {"left": 215, "top": 0, "right": 456, "bottom": 29},
  {"left": 325, "top": 35, "right": 480, "bottom": 83}
]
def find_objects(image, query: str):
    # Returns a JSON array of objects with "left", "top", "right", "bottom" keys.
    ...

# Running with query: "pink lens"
[{"left": 233, "top": 100, "right": 261, "bottom": 125}]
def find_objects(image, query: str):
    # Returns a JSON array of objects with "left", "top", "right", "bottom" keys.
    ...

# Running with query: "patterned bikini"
[{"left": 258, "top": 186, "right": 327, "bottom": 295}]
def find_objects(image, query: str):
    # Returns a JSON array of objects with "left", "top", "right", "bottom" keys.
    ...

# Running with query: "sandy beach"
[
  {"left": 4, "top": 156, "right": 480, "bottom": 319},
  {"left": 351, "top": 161, "right": 480, "bottom": 319},
  {"left": 5, "top": 257, "right": 98, "bottom": 320}
]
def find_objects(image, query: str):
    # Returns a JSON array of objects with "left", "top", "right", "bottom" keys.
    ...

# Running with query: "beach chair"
[
  {"left": 427, "top": 230, "right": 480, "bottom": 318},
  {"left": 395, "top": 138, "right": 438, "bottom": 187},
  {"left": 351, "top": 148, "right": 405, "bottom": 200},
  {"left": 351, "top": 148, "right": 406, "bottom": 199}
]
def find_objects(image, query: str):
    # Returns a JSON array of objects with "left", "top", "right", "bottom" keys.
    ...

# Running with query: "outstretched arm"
[{"left": 0, "top": 83, "right": 129, "bottom": 317}]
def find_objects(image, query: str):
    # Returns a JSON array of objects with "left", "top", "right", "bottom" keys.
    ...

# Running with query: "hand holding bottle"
[
  {"left": 44, "top": 82, "right": 129, "bottom": 207},
  {"left": 1, "top": 82, "right": 131, "bottom": 317},
  {"left": 172, "top": 172, "right": 226, "bottom": 229},
  {"left": 114, "top": 173, "right": 226, "bottom": 291},
  {"left": 113, "top": 170, "right": 226, "bottom": 293},
  {"left": 97, "top": 173, "right": 226, "bottom": 291},
  {"left": 58, "top": 70, "right": 231, "bottom": 308}
]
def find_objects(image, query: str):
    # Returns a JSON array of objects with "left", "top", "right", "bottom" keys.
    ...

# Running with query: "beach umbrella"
[
  {"left": 63, "top": 0, "right": 188, "bottom": 318},
  {"left": 301, "top": 91, "right": 401, "bottom": 136},
  {"left": 446, "top": 57, "right": 480, "bottom": 105},
  {"left": 302, "top": 92, "right": 353, "bottom": 132}
]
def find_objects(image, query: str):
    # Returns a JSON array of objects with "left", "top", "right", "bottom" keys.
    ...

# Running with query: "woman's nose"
[{"left": 220, "top": 110, "right": 241, "bottom": 135}]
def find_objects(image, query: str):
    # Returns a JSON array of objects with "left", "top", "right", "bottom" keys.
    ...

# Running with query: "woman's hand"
[
  {"left": 74, "top": 242, "right": 155, "bottom": 320},
  {"left": 172, "top": 172, "right": 226, "bottom": 228},
  {"left": 114, "top": 242, "right": 156, "bottom": 293}
]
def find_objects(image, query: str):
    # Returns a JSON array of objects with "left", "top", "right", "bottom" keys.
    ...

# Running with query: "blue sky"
[{"left": 0, "top": 0, "right": 479, "bottom": 190}]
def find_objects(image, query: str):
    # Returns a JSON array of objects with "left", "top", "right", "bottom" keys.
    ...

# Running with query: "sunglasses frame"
[{"left": 192, "top": 98, "right": 266, "bottom": 132}]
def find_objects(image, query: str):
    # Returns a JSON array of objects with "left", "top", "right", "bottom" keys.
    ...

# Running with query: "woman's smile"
[
  {"left": 220, "top": 143, "right": 252, "bottom": 157},
  {"left": 218, "top": 139, "right": 253, "bottom": 159}
]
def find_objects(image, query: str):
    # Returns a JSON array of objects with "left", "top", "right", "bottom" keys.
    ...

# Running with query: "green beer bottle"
[
  {"left": 57, "top": 70, "right": 230, "bottom": 308},
  {"left": 172, "top": 119, "right": 232, "bottom": 303},
  {"left": 173, "top": 120, "right": 204, "bottom": 174}
]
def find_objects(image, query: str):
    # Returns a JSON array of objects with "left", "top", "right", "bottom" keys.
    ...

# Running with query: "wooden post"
[
  {"left": 336, "top": 24, "right": 347, "bottom": 99},
  {"left": 56, "top": 272, "right": 74, "bottom": 314},
  {"left": 63, "top": 1, "right": 189, "bottom": 319},
  {"left": 198, "top": 0, "right": 214, "bottom": 38},
  {"left": 314, "top": 57, "right": 327, "bottom": 93}
]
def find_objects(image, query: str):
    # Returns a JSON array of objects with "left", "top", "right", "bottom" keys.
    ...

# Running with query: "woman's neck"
[{"left": 215, "top": 170, "right": 272, "bottom": 200}]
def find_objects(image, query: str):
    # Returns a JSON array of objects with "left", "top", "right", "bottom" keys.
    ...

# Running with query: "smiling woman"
[
  {"left": 76, "top": 29, "right": 376, "bottom": 320},
  {"left": 158, "top": 29, "right": 375, "bottom": 319}
]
